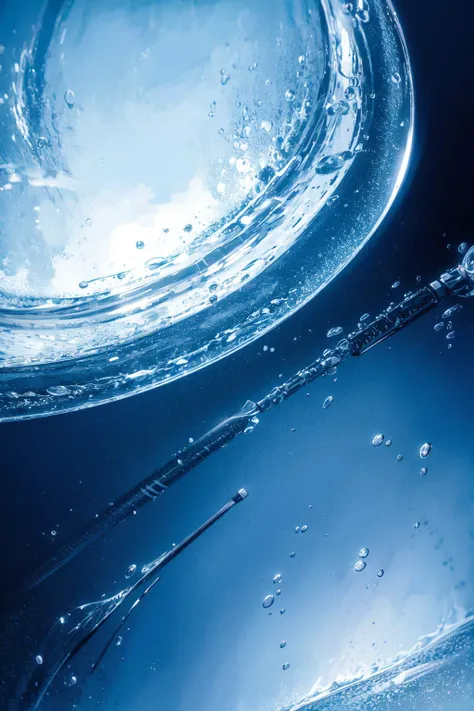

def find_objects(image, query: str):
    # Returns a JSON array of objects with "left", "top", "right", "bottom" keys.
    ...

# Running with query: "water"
[
  {"left": 289, "top": 615, "right": 474, "bottom": 710},
  {"left": 0, "top": 0, "right": 414, "bottom": 420},
  {"left": 0, "top": 1, "right": 472, "bottom": 711}
]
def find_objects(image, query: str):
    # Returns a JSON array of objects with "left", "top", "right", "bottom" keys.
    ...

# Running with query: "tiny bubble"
[
  {"left": 263, "top": 595, "right": 274, "bottom": 609},
  {"left": 420, "top": 442, "right": 432, "bottom": 458},
  {"left": 64, "top": 89, "right": 75, "bottom": 108}
]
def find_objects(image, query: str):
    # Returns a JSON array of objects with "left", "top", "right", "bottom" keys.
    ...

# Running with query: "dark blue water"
[{"left": 1, "top": 0, "right": 474, "bottom": 709}]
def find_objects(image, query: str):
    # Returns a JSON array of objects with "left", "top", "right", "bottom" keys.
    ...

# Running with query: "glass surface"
[{"left": 0, "top": 0, "right": 413, "bottom": 420}]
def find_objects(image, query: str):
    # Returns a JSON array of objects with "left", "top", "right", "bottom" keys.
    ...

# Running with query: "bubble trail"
[{"left": 20, "top": 252, "right": 474, "bottom": 595}]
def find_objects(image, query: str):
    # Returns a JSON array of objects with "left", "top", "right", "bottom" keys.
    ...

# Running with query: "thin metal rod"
[
  {"left": 21, "top": 260, "right": 472, "bottom": 593},
  {"left": 17, "top": 489, "right": 248, "bottom": 711}
]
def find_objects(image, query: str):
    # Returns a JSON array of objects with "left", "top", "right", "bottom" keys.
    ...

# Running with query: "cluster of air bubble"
[
  {"left": 0, "top": 0, "right": 330, "bottom": 303},
  {"left": 260, "top": 512, "right": 320, "bottom": 672},
  {"left": 433, "top": 303, "right": 462, "bottom": 347},
  {"left": 214, "top": 50, "right": 314, "bottom": 206},
  {"left": 373, "top": 428, "right": 434, "bottom": 481}
]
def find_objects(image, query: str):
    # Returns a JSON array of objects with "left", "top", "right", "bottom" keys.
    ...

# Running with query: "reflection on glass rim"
[{"left": 0, "top": 0, "right": 414, "bottom": 420}]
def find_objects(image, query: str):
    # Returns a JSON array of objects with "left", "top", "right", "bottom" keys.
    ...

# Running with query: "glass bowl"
[{"left": 0, "top": 0, "right": 413, "bottom": 420}]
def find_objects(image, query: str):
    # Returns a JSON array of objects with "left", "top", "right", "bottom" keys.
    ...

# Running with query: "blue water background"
[{"left": 1, "top": 0, "right": 474, "bottom": 709}]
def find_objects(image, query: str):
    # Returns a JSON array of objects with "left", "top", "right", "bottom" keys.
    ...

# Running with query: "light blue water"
[{"left": 292, "top": 615, "right": 474, "bottom": 710}]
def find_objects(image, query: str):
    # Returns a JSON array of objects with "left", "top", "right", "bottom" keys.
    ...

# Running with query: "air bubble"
[
  {"left": 355, "top": 0, "right": 370, "bottom": 22},
  {"left": 458, "top": 242, "right": 468, "bottom": 254},
  {"left": 261, "top": 120, "right": 273, "bottom": 133},
  {"left": 392, "top": 280, "right": 400, "bottom": 289},
  {"left": 420, "top": 442, "right": 432, "bottom": 458},
  {"left": 47, "top": 386, "right": 68, "bottom": 396},
  {"left": 220, "top": 69, "right": 230, "bottom": 85},
  {"left": 420, "top": 467, "right": 428, "bottom": 476},
  {"left": 372, "top": 433, "right": 384, "bottom": 447},
  {"left": 377, "top": 569, "right": 384, "bottom": 578},
  {"left": 136, "top": 240, "right": 145, "bottom": 249},
  {"left": 36, "top": 655, "right": 43, "bottom": 665},
  {"left": 115, "top": 636, "right": 123, "bottom": 646},
  {"left": 391, "top": 72, "right": 401, "bottom": 84},
  {"left": 385, "top": 439, "right": 392, "bottom": 447},
  {"left": 434, "top": 322, "right": 444, "bottom": 332},
  {"left": 359, "top": 547, "right": 369, "bottom": 558},
  {"left": 146, "top": 257, "right": 166, "bottom": 271},
  {"left": 354, "top": 560, "right": 366, "bottom": 572},
  {"left": 263, "top": 595, "right": 274, "bottom": 609},
  {"left": 323, "top": 396, "right": 334, "bottom": 409},
  {"left": 442, "top": 304, "right": 462, "bottom": 318},
  {"left": 301, "top": 525, "right": 308, "bottom": 533},
  {"left": 64, "top": 89, "right": 75, "bottom": 108},
  {"left": 356, "top": 9, "right": 369, "bottom": 22},
  {"left": 316, "top": 151, "right": 353, "bottom": 175},
  {"left": 285, "top": 89, "right": 296, "bottom": 102},
  {"left": 327, "top": 326, "right": 343, "bottom": 338},
  {"left": 125, "top": 564, "right": 137, "bottom": 579},
  {"left": 280, "top": 641, "right": 287, "bottom": 648},
  {"left": 397, "top": 454, "right": 404, "bottom": 461},
  {"left": 327, "top": 100, "right": 350, "bottom": 116},
  {"left": 273, "top": 574, "right": 283, "bottom": 585},
  {"left": 344, "top": 87, "right": 357, "bottom": 101}
]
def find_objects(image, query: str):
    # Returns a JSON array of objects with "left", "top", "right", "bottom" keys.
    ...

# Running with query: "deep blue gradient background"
[{"left": 1, "top": 1, "right": 474, "bottom": 709}]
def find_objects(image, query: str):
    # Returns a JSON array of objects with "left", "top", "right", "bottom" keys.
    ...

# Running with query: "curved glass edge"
[{"left": 0, "top": 0, "right": 415, "bottom": 421}]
